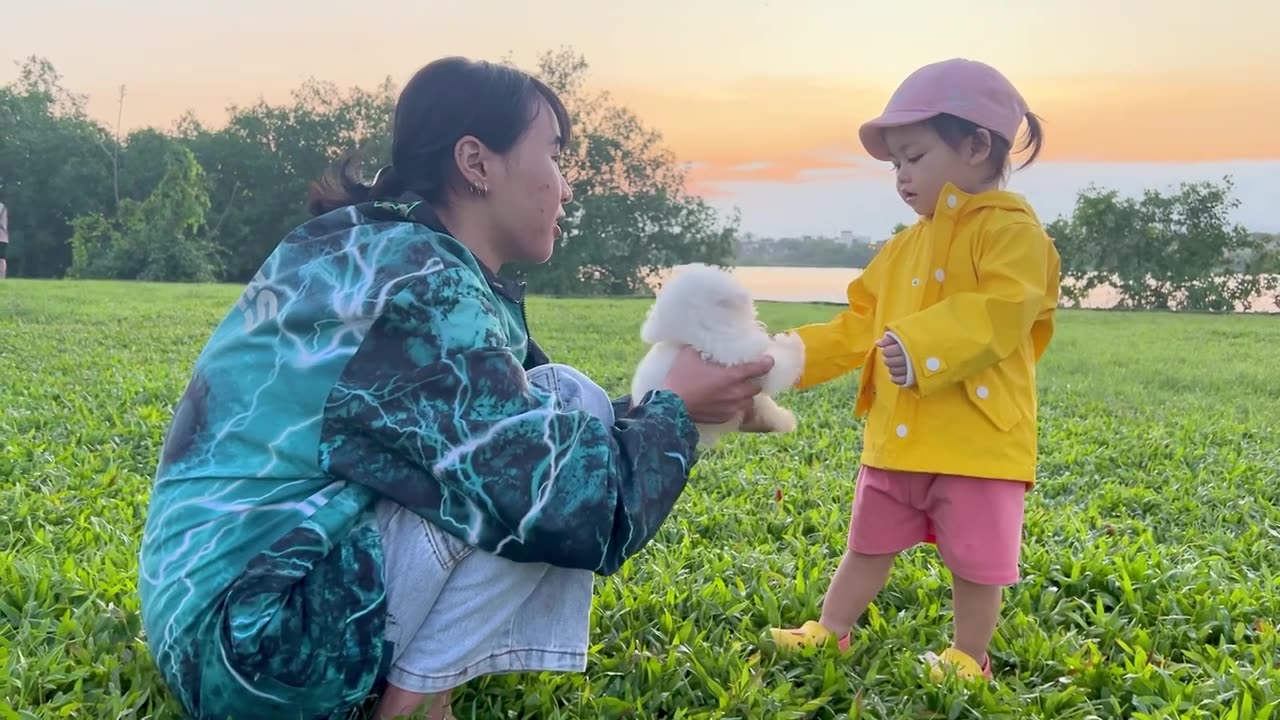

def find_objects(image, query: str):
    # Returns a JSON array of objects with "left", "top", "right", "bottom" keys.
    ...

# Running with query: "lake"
[{"left": 654, "top": 265, "right": 1280, "bottom": 313}]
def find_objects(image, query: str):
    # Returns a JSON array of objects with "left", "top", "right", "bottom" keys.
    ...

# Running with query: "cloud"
[{"left": 683, "top": 153, "right": 886, "bottom": 198}]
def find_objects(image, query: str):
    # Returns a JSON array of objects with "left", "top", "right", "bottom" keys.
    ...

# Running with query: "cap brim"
[{"left": 858, "top": 110, "right": 941, "bottom": 161}]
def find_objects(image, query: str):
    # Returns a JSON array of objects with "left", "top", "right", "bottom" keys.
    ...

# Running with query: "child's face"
[{"left": 882, "top": 122, "right": 994, "bottom": 216}]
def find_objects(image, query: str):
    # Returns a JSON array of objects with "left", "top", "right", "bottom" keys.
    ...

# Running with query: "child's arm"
[
  {"left": 885, "top": 221, "right": 1055, "bottom": 396},
  {"left": 784, "top": 261, "right": 882, "bottom": 390}
]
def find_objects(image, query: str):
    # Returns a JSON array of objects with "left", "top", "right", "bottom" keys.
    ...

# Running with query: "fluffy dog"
[{"left": 631, "top": 263, "right": 805, "bottom": 448}]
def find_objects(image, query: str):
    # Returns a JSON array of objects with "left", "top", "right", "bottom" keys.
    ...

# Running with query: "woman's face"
[{"left": 488, "top": 99, "right": 573, "bottom": 266}]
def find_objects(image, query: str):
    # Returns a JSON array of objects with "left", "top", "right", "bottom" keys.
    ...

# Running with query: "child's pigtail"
[{"left": 1016, "top": 113, "right": 1046, "bottom": 170}]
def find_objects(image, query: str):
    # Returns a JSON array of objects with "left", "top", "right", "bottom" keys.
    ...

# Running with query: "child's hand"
[{"left": 875, "top": 334, "right": 912, "bottom": 387}]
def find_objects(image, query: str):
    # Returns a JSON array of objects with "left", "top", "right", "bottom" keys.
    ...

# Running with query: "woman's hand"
[{"left": 658, "top": 346, "right": 775, "bottom": 424}]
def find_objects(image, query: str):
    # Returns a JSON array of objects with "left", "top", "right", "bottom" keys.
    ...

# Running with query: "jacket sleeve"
[
  {"left": 787, "top": 256, "right": 882, "bottom": 390},
  {"left": 885, "top": 221, "right": 1053, "bottom": 397},
  {"left": 318, "top": 266, "right": 701, "bottom": 576}
]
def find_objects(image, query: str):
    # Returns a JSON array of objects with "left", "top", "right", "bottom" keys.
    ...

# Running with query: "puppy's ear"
[
  {"left": 721, "top": 285, "right": 747, "bottom": 311},
  {"left": 715, "top": 286, "right": 752, "bottom": 310}
]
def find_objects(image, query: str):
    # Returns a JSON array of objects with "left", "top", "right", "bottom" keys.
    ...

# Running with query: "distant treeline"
[
  {"left": 0, "top": 51, "right": 739, "bottom": 296},
  {"left": 734, "top": 236, "right": 880, "bottom": 269},
  {"left": 3, "top": 51, "right": 1277, "bottom": 311}
]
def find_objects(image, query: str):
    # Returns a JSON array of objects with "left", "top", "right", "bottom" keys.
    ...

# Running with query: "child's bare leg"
[
  {"left": 951, "top": 576, "right": 1001, "bottom": 663},
  {"left": 376, "top": 686, "right": 454, "bottom": 720},
  {"left": 817, "top": 550, "right": 897, "bottom": 637}
]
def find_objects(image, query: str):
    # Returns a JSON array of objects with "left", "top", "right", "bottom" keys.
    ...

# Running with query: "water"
[{"left": 654, "top": 265, "right": 1280, "bottom": 313}]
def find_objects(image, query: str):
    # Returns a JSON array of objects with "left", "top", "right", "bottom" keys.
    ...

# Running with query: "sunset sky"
[{"left": 7, "top": 0, "right": 1278, "bottom": 237}]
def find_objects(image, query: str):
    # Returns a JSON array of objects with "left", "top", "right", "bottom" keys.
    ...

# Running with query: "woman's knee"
[{"left": 526, "top": 363, "right": 615, "bottom": 425}]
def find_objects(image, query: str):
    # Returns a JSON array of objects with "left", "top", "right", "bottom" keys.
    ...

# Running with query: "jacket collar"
[
  {"left": 922, "top": 182, "right": 1039, "bottom": 224},
  {"left": 365, "top": 194, "right": 527, "bottom": 305}
]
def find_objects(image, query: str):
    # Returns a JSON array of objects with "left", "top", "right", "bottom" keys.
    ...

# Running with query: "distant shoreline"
[
  {"left": 3, "top": 272, "right": 1276, "bottom": 314},
  {"left": 653, "top": 265, "right": 1280, "bottom": 314}
]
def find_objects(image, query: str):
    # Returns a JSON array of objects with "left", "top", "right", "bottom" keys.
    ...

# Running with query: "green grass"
[{"left": 3, "top": 278, "right": 1279, "bottom": 719}]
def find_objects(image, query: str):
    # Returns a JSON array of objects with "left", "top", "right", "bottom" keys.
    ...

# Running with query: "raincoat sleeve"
[
  {"left": 319, "top": 266, "right": 700, "bottom": 576},
  {"left": 786, "top": 257, "right": 883, "bottom": 390}
]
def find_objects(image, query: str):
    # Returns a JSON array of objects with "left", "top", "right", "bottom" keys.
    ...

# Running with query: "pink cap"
[{"left": 859, "top": 58, "right": 1029, "bottom": 161}]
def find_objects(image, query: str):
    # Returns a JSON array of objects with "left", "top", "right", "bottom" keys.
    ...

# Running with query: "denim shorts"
[{"left": 376, "top": 363, "right": 616, "bottom": 695}]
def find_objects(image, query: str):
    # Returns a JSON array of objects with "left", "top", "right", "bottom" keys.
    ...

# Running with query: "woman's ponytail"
[
  {"left": 306, "top": 154, "right": 371, "bottom": 216},
  {"left": 307, "top": 158, "right": 409, "bottom": 216},
  {"left": 368, "top": 165, "right": 404, "bottom": 198}
]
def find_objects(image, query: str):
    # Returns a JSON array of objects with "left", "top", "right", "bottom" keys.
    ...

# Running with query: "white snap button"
[
  {"left": 926, "top": 357, "right": 941, "bottom": 372},
  {"left": 912, "top": 278, "right": 920, "bottom": 287},
  {"left": 935, "top": 269, "right": 945, "bottom": 282},
  {"left": 977, "top": 385, "right": 990, "bottom": 399},
  {"left": 896, "top": 424, "right": 908, "bottom": 438},
  {"left": 947, "top": 195, "right": 958, "bottom": 208}
]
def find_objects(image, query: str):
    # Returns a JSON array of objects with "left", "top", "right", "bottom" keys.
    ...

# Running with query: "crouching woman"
[{"left": 137, "top": 56, "right": 773, "bottom": 720}]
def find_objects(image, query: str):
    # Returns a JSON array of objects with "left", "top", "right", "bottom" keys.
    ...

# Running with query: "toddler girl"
[{"left": 768, "top": 58, "right": 1062, "bottom": 682}]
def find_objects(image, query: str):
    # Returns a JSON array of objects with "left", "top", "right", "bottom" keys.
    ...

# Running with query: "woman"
[
  {"left": 0, "top": 201, "right": 8, "bottom": 279},
  {"left": 137, "top": 56, "right": 774, "bottom": 720}
]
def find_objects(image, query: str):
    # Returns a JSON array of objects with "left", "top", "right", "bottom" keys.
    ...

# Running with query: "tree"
[
  {"left": 12, "top": 53, "right": 1272, "bottom": 311},
  {"left": 68, "top": 145, "right": 217, "bottom": 282},
  {"left": 504, "top": 48, "right": 738, "bottom": 295},
  {"left": 1050, "top": 177, "right": 1276, "bottom": 312},
  {"left": 118, "top": 127, "right": 185, "bottom": 204},
  {"left": 735, "top": 235, "right": 878, "bottom": 268},
  {"left": 0, "top": 57, "right": 117, "bottom": 278},
  {"left": 179, "top": 77, "right": 397, "bottom": 282},
  {"left": 1243, "top": 234, "right": 1280, "bottom": 274}
]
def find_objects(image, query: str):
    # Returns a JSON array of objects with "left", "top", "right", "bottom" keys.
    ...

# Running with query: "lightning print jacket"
[{"left": 137, "top": 198, "right": 701, "bottom": 719}]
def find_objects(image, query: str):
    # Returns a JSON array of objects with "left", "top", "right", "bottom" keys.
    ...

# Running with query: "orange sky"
[
  {"left": 615, "top": 68, "right": 1279, "bottom": 189},
  {"left": 5, "top": 0, "right": 1278, "bottom": 234}
]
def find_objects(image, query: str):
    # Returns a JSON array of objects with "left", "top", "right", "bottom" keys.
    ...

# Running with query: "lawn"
[{"left": 2, "top": 279, "right": 1278, "bottom": 719}]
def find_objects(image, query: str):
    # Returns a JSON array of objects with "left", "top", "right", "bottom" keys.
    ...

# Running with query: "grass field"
[{"left": 2, "top": 279, "right": 1279, "bottom": 719}]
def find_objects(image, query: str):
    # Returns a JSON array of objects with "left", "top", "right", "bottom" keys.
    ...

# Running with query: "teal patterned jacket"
[{"left": 137, "top": 199, "right": 701, "bottom": 719}]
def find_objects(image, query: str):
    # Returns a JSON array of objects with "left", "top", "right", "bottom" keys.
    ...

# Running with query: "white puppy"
[{"left": 631, "top": 263, "right": 805, "bottom": 448}]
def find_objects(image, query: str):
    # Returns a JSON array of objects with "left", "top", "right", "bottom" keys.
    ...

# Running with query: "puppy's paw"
[
  {"left": 763, "top": 404, "right": 797, "bottom": 434},
  {"left": 763, "top": 332, "right": 805, "bottom": 395},
  {"left": 744, "top": 395, "right": 797, "bottom": 434}
]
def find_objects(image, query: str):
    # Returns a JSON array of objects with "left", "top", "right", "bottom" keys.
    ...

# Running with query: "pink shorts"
[{"left": 848, "top": 465, "right": 1028, "bottom": 586}]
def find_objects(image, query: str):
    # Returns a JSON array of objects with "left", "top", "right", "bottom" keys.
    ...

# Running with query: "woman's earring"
[{"left": 471, "top": 183, "right": 489, "bottom": 198}]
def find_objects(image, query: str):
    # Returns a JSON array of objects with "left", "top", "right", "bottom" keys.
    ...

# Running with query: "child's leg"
[
  {"left": 951, "top": 577, "right": 1002, "bottom": 664},
  {"left": 928, "top": 475, "right": 1027, "bottom": 679},
  {"left": 817, "top": 550, "right": 897, "bottom": 637},
  {"left": 770, "top": 467, "right": 932, "bottom": 650}
]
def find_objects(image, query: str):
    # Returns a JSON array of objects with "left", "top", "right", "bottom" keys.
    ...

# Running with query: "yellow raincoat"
[{"left": 788, "top": 183, "right": 1061, "bottom": 483}]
